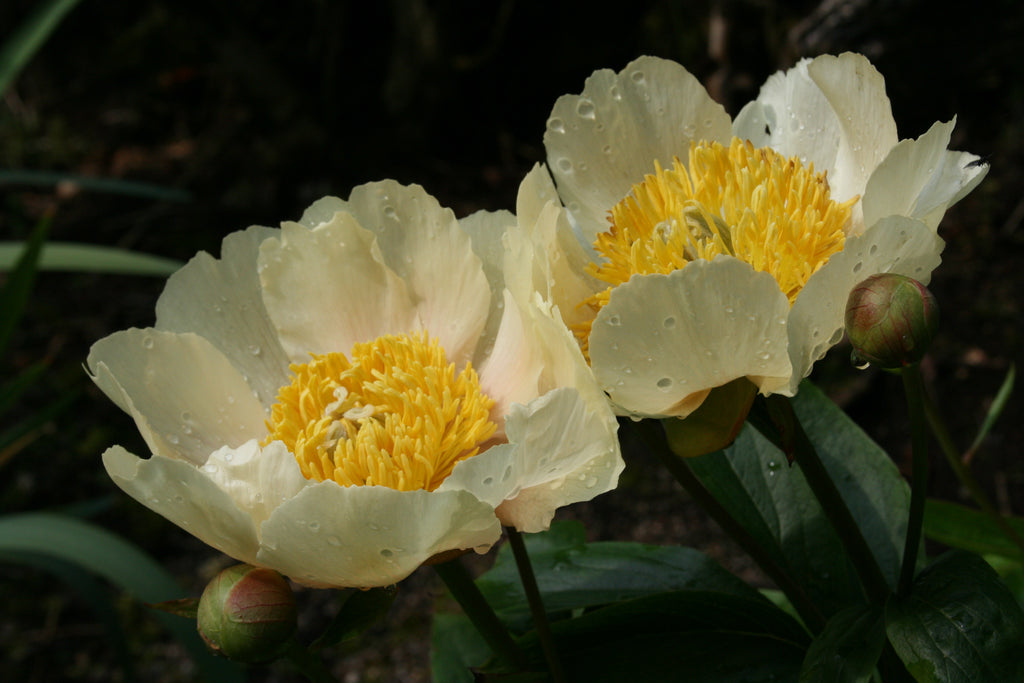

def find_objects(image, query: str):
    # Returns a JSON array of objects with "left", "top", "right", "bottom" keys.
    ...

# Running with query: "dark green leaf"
[
  {"left": 924, "top": 499, "right": 1024, "bottom": 561},
  {"left": 477, "top": 520, "right": 769, "bottom": 633},
  {"left": 886, "top": 551, "right": 1024, "bottom": 682},
  {"left": 311, "top": 586, "right": 397, "bottom": 651},
  {"left": 0, "top": 213, "right": 50, "bottom": 355},
  {"left": 0, "top": 549, "right": 138, "bottom": 682},
  {"left": 0, "top": 241, "right": 183, "bottom": 276},
  {"left": 689, "top": 382, "right": 911, "bottom": 617},
  {"left": 0, "top": 387, "right": 77, "bottom": 452},
  {"left": 0, "top": 361, "right": 46, "bottom": 416},
  {"left": 431, "top": 612, "right": 492, "bottom": 683},
  {"left": 967, "top": 363, "right": 1015, "bottom": 457},
  {"left": 0, "top": 0, "right": 83, "bottom": 95},
  {"left": 0, "top": 170, "right": 191, "bottom": 202},
  {"left": 800, "top": 604, "right": 886, "bottom": 682},
  {"left": 0, "top": 513, "right": 243, "bottom": 682},
  {"left": 519, "top": 590, "right": 807, "bottom": 681}
]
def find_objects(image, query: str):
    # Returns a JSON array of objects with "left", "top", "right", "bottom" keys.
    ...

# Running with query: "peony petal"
[
  {"left": 505, "top": 165, "right": 602, "bottom": 331},
  {"left": 788, "top": 215, "right": 945, "bottom": 391},
  {"left": 88, "top": 329, "right": 268, "bottom": 464},
  {"left": 257, "top": 483, "right": 500, "bottom": 588},
  {"left": 862, "top": 119, "right": 990, "bottom": 231},
  {"left": 440, "top": 388, "right": 621, "bottom": 533},
  {"left": 258, "top": 216, "right": 417, "bottom": 362},
  {"left": 735, "top": 53, "right": 898, "bottom": 209},
  {"left": 103, "top": 445, "right": 261, "bottom": 565},
  {"left": 545, "top": 55, "right": 732, "bottom": 243},
  {"left": 335, "top": 181, "right": 492, "bottom": 366},
  {"left": 457, "top": 207, "right": 517, "bottom": 368},
  {"left": 496, "top": 387, "right": 621, "bottom": 532},
  {"left": 477, "top": 289, "right": 544, "bottom": 432},
  {"left": 199, "top": 440, "right": 309, "bottom": 525},
  {"left": 589, "top": 258, "right": 793, "bottom": 417},
  {"left": 155, "top": 226, "right": 292, "bottom": 409}
]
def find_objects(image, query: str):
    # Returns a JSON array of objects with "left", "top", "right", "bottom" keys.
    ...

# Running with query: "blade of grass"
[
  {"left": 0, "top": 549, "right": 139, "bottom": 682},
  {"left": 966, "top": 364, "right": 1015, "bottom": 463},
  {"left": 0, "top": 170, "right": 191, "bottom": 203},
  {"left": 0, "top": 211, "right": 51, "bottom": 355},
  {"left": 0, "top": 0, "right": 84, "bottom": 95},
  {"left": 0, "top": 512, "right": 244, "bottom": 682},
  {"left": 0, "top": 242, "right": 183, "bottom": 276},
  {"left": 0, "top": 360, "right": 47, "bottom": 416}
]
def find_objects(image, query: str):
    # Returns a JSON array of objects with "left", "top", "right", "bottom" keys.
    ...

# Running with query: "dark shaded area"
[{"left": 2, "top": 0, "right": 1022, "bottom": 680}]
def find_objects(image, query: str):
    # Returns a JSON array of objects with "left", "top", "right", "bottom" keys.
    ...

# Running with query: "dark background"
[{"left": 2, "top": 0, "right": 1023, "bottom": 680}]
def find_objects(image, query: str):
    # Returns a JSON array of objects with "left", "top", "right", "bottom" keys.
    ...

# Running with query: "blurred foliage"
[{"left": 2, "top": 0, "right": 1024, "bottom": 680}]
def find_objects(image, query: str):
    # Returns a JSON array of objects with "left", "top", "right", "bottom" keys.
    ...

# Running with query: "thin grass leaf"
[
  {"left": 0, "top": 170, "right": 191, "bottom": 202},
  {"left": 967, "top": 364, "right": 1015, "bottom": 459},
  {"left": 0, "top": 0, "right": 84, "bottom": 95},
  {"left": 0, "top": 361, "right": 47, "bottom": 416},
  {"left": 0, "top": 512, "right": 243, "bottom": 682},
  {"left": 0, "top": 549, "right": 139, "bottom": 682},
  {"left": 0, "top": 212, "right": 50, "bottom": 355},
  {"left": 0, "top": 242, "right": 182, "bottom": 276},
  {"left": 0, "top": 388, "right": 76, "bottom": 455}
]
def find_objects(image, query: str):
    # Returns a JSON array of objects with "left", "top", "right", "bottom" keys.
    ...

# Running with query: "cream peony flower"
[
  {"left": 535, "top": 52, "right": 988, "bottom": 418},
  {"left": 88, "top": 179, "right": 622, "bottom": 588}
]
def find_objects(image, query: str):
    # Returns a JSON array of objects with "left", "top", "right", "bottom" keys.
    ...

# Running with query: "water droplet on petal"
[
  {"left": 547, "top": 117, "right": 565, "bottom": 133},
  {"left": 576, "top": 99, "right": 596, "bottom": 119}
]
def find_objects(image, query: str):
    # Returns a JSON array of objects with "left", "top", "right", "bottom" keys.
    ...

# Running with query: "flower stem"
[
  {"left": 898, "top": 365, "right": 929, "bottom": 595},
  {"left": 282, "top": 638, "right": 337, "bottom": 683},
  {"left": 921, "top": 383, "right": 1024, "bottom": 556},
  {"left": 505, "top": 526, "right": 567, "bottom": 683},
  {"left": 759, "top": 396, "right": 892, "bottom": 604},
  {"left": 434, "top": 557, "right": 528, "bottom": 671},
  {"left": 637, "top": 419, "right": 826, "bottom": 633}
]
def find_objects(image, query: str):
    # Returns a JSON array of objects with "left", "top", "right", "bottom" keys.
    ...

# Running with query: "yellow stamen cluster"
[
  {"left": 264, "top": 333, "right": 497, "bottom": 492},
  {"left": 576, "top": 137, "right": 857, "bottom": 354}
]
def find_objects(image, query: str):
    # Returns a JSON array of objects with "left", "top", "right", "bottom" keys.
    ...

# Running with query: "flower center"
[
  {"left": 264, "top": 332, "right": 497, "bottom": 492},
  {"left": 576, "top": 137, "right": 856, "bottom": 353}
]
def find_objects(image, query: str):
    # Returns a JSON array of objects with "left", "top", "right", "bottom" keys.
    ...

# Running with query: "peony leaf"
[
  {"left": 689, "top": 381, "right": 912, "bottom": 618},
  {"left": 799, "top": 604, "right": 886, "bottom": 682},
  {"left": 886, "top": 551, "right": 1024, "bottom": 682}
]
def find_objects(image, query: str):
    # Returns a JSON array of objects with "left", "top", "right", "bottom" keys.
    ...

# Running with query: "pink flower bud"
[
  {"left": 845, "top": 274, "right": 939, "bottom": 369},
  {"left": 197, "top": 564, "right": 297, "bottom": 663}
]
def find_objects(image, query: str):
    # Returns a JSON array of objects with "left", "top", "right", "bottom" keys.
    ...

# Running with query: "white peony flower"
[
  {"left": 88, "top": 179, "right": 622, "bottom": 588},
  {"left": 535, "top": 52, "right": 988, "bottom": 418}
]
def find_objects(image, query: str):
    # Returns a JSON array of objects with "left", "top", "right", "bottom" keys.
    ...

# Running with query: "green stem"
[
  {"left": 762, "top": 397, "right": 892, "bottom": 604},
  {"left": 505, "top": 527, "right": 567, "bottom": 683},
  {"left": 898, "top": 366, "right": 930, "bottom": 596},
  {"left": 637, "top": 420, "right": 827, "bottom": 633},
  {"left": 921, "top": 383, "right": 1024, "bottom": 556},
  {"left": 434, "top": 557, "right": 528, "bottom": 671},
  {"left": 282, "top": 638, "right": 337, "bottom": 683}
]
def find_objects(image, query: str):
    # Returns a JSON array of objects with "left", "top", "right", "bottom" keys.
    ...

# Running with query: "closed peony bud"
[
  {"left": 845, "top": 274, "right": 939, "bottom": 370},
  {"left": 197, "top": 564, "right": 297, "bottom": 662}
]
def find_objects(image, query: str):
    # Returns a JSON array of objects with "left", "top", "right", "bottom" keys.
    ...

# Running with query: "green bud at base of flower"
[
  {"left": 661, "top": 377, "right": 757, "bottom": 459},
  {"left": 845, "top": 273, "right": 939, "bottom": 370},
  {"left": 197, "top": 564, "right": 298, "bottom": 663}
]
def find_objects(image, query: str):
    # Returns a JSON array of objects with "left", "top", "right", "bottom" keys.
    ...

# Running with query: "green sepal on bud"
[
  {"left": 662, "top": 377, "right": 757, "bottom": 458},
  {"left": 197, "top": 564, "right": 298, "bottom": 663},
  {"left": 845, "top": 273, "right": 939, "bottom": 370}
]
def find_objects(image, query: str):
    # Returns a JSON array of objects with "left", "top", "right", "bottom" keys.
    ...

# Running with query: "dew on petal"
[{"left": 576, "top": 99, "right": 596, "bottom": 120}]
